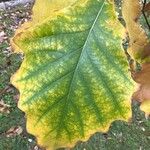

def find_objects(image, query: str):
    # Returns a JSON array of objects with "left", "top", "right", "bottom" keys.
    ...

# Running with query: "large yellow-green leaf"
[{"left": 11, "top": 0, "right": 135, "bottom": 149}]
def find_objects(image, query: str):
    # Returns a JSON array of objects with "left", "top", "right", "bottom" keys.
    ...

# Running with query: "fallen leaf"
[
  {"left": 0, "top": 100, "right": 10, "bottom": 114},
  {"left": 34, "top": 146, "right": 39, "bottom": 150},
  {"left": 6, "top": 126, "right": 23, "bottom": 137},
  {"left": 0, "top": 31, "right": 6, "bottom": 43},
  {"left": 13, "top": 94, "right": 20, "bottom": 102}
]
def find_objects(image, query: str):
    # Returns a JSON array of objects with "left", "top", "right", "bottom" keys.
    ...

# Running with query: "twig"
[{"left": 142, "top": 0, "right": 150, "bottom": 31}]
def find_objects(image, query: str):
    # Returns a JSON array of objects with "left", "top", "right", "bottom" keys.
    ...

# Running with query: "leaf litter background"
[{"left": 0, "top": 0, "right": 150, "bottom": 150}]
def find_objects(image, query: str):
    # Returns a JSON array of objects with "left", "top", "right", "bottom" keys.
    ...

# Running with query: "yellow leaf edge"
[
  {"left": 10, "top": 0, "right": 79, "bottom": 53},
  {"left": 11, "top": 66, "right": 133, "bottom": 149},
  {"left": 26, "top": 111, "right": 132, "bottom": 150},
  {"left": 11, "top": 71, "right": 133, "bottom": 149},
  {"left": 10, "top": 0, "right": 135, "bottom": 149},
  {"left": 10, "top": 66, "right": 134, "bottom": 149}
]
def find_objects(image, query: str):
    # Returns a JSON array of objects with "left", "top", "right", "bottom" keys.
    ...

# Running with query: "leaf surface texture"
[{"left": 11, "top": 0, "right": 134, "bottom": 149}]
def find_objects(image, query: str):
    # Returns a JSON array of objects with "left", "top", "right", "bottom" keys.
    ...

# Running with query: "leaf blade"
[{"left": 11, "top": 0, "right": 134, "bottom": 149}]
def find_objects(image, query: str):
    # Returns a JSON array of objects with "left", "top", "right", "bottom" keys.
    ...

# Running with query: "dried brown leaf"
[
  {"left": 0, "top": 100, "right": 10, "bottom": 114},
  {"left": 6, "top": 126, "right": 23, "bottom": 137},
  {"left": 13, "top": 94, "right": 20, "bottom": 102},
  {"left": 0, "top": 31, "right": 6, "bottom": 43},
  {"left": 122, "top": 0, "right": 150, "bottom": 63},
  {"left": 123, "top": 0, "right": 150, "bottom": 115},
  {"left": 144, "top": 2, "right": 150, "bottom": 15},
  {"left": 132, "top": 63, "right": 150, "bottom": 115}
]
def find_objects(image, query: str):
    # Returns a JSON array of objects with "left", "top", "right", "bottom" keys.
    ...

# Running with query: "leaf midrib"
[
  {"left": 54, "top": 0, "right": 106, "bottom": 137},
  {"left": 66, "top": 0, "right": 106, "bottom": 101}
]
